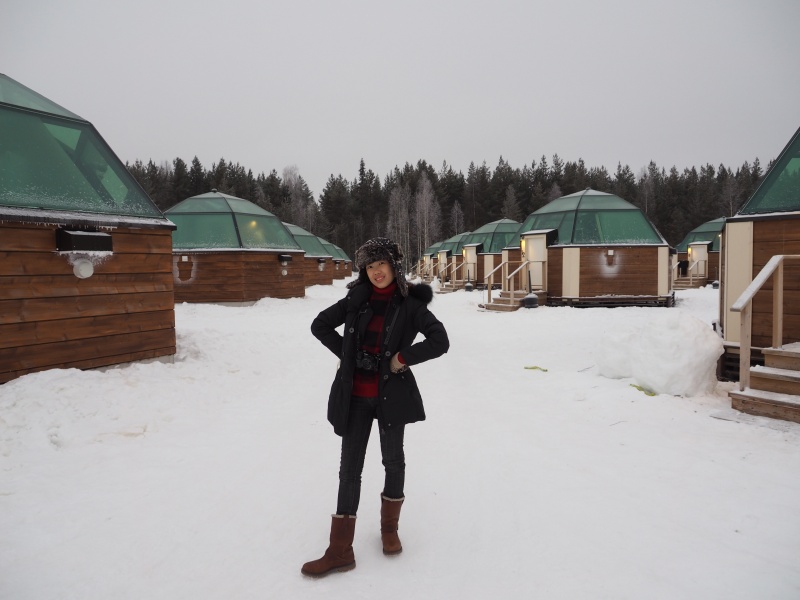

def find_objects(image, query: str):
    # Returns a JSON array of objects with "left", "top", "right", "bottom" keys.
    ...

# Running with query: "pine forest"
[{"left": 127, "top": 154, "right": 768, "bottom": 268}]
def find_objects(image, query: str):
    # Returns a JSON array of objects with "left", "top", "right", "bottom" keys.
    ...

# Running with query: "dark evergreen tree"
[
  {"left": 588, "top": 166, "right": 612, "bottom": 192},
  {"left": 462, "top": 161, "right": 491, "bottom": 232},
  {"left": 613, "top": 163, "right": 637, "bottom": 201},
  {"left": 516, "top": 162, "right": 536, "bottom": 216},
  {"left": 188, "top": 156, "right": 206, "bottom": 197},
  {"left": 319, "top": 175, "right": 352, "bottom": 252},
  {"left": 487, "top": 156, "right": 515, "bottom": 220},
  {"left": 171, "top": 157, "right": 192, "bottom": 207},
  {"left": 501, "top": 185, "right": 522, "bottom": 221},
  {"left": 208, "top": 158, "right": 229, "bottom": 193},
  {"left": 260, "top": 170, "right": 287, "bottom": 217},
  {"left": 436, "top": 161, "right": 466, "bottom": 225}
]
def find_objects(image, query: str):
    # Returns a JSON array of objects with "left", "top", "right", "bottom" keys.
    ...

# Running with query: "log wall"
[
  {"left": 303, "top": 257, "right": 334, "bottom": 287},
  {"left": 547, "top": 247, "right": 563, "bottom": 297},
  {"left": 579, "top": 246, "right": 660, "bottom": 296},
  {"left": 750, "top": 217, "right": 800, "bottom": 348},
  {"left": 503, "top": 247, "right": 525, "bottom": 290},
  {"left": 330, "top": 261, "right": 347, "bottom": 280},
  {"left": 172, "top": 250, "right": 305, "bottom": 303},
  {"left": 0, "top": 222, "right": 176, "bottom": 384}
]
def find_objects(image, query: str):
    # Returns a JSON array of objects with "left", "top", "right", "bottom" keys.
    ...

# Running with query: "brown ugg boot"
[
  {"left": 301, "top": 515, "right": 357, "bottom": 577},
  {"left": 380, "top": 495, "right": 404, "bottom": 555}
]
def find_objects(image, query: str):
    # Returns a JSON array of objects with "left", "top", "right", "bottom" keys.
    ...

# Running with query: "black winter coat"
[{"left": 311, "top": 281, "right": 449, "bottom": 436}]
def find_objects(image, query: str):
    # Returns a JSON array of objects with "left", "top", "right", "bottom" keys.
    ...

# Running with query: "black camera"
[{"left": 355, "top": 350, "right": 382, "bottom": 372}]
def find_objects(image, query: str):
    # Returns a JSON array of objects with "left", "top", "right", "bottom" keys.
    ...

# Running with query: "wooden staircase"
[
  {"left": 673, "top": 275, "right": 708, "bottom": 290},
  {"left": 436, "top": 279, "right": 464, "bottom": 294},
  {"left": 729, "top": 343, "right": 800, "bottom": 424},
  {"left": 480, "top": 290, "right": 546, "bottom": 312}
]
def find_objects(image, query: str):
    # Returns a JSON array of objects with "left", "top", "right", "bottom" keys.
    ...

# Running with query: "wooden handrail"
[
  {"left": 451, "top": 261, "right": 465, "bottom": 279},
  {"left": 507, "top": 260, "right": 531, "bottom": 280},
  {"left": 507, "top": 260, "right": 531, "bottom": 300},
  {"left": 508, "top": 260, "right": 547, "bottom": 298},
  {"left": 688, "top": 258, "right": 707, "bottom": 286},
  {"left": 484, "top": 262, "right": 505, "bottom": 303},
  {"left": 730, "top": 254, "right": 800, "bottom": 391}
]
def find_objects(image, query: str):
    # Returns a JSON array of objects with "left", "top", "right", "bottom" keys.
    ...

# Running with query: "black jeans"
[{"left": 336, "top": 396, "right": 405, "bottom": 515}]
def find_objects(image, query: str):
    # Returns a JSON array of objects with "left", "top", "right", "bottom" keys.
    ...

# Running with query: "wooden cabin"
[
  {"left": 461, "top": 219, "right": 520, "bottom": 289},
  {"left": 719, "top": 127, "right": 800, "bottom": 423},
  {"left": 418, "top": 242, "right": 442, "bottom": 282},
  {"left": 0, "top": 73, "right": 176, "bottom": 383},
  {"left": 320, "top": 239, "right": 353, "bottom": 280},
  {"left": 674, "top": 217, "right": 723, "bottom": 288},
  {"left": 482, "top": 189, "right": 673, "bottom": 311},
  {"left": 166, "top": 192, "right": 305, "bottom": 304},
  {"left": 283, "top": 223, "right": 334, "bottom": 287},
  {"left": 435, "top": 232, "right": 471, "bottom": 293}
]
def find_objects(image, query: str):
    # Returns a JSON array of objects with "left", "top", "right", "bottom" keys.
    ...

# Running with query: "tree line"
[{"left": 127, "top": 153, "right": 768, "bottom": 270}]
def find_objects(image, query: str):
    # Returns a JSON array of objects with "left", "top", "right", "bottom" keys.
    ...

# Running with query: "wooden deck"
[{"left": 546, "top": 293, "right": 675, "bottom": 308}]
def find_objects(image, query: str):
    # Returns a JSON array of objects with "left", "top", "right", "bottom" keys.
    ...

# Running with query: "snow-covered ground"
[{"left": 2, "top": 280, "right": 799, "bottom": 600}]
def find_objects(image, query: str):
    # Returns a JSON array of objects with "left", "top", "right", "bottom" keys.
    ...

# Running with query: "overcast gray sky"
[{"left": 3, "top": 0, "right": 798, "bottom": 197}]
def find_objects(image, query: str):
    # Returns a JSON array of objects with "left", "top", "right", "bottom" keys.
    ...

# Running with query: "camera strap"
[
  {"left": 383, "top": 303, "right": 400, "bottom": 350},
  {"left": 356, "top": 300, "right": 400, "bottom": 356}
]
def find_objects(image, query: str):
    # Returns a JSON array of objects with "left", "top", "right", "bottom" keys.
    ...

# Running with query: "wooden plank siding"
[
  {"left": 750, "top": 217, "right": 800, "bottom": 348},
  {"left": 172, "top": 250, "right": 305, "bottom": 303},
  {"left": 475, "top": 254, "right": 488, "bottom": 286},
  {"left": 330, "top": 261, "right": 348, "bottom": 280},
  {"left": 579, "top": 247, "right": 660, "bottom": 296},
  {"left": 303, "top": 257, "right": 335, "bottom": 287},
  {"left": 547, "top": 247, "right": 563, "bottom": 297},
  {"left": 0, "top": 222, "right": 175, "bottom": 384},
  {"left": 504, "top": 247, "right": 525, "bottom": 290},
  {"left": 709, "top": 252, "right": 721, "bottom": 280}
]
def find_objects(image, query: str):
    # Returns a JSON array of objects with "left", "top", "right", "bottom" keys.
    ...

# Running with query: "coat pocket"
[{"left": 380, "top": 372, "right": 426, "bottom": 427}]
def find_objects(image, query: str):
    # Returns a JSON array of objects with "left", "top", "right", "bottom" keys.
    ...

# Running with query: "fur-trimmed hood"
[{"left": 406, "top": 282, "right": 433, "bottom": 304}]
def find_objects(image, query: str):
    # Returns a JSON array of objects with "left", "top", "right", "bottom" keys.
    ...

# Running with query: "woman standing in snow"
[{"left": 301, "top": 237, "right": 449, "bottom": 577}]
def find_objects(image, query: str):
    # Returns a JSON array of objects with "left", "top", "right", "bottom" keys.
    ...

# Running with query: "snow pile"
[{"left": 596, "top": 310, "right": 723, "bottom": 396}]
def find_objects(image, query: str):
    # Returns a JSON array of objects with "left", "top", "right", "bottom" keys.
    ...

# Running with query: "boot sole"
[
  {"left": 301, "top": 561, "right": 356, "bottom": 578},
  {"left": 382, "top": 548, "right": 402, "bottom": 556}
]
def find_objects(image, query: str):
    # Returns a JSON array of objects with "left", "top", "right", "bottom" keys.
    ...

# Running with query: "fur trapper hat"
[{"left": 348, "top": 236, "right": 408, "bottom": 297}]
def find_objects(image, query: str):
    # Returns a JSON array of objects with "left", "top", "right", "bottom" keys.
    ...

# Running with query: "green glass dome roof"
[
  {"left": 436, "top": 232, "right": 472, "bottom": 255},
  {"left": 0, "top": 73, "right": 165, "bottom": 221},
  {"left": 283, "top": 223, "right": 331, "bottom": 257},
  {"left": 676, "top": 217, "right": 724, "bottom": 252},
  {"left": 518, "top": 189, "right": 666, "bottom": 245},
  {"left": 319, "top": 238, "right": 351, "bottom": 261},
  {"left": 738, "top": 126, "right": 800, "bottom": 215},
  {"left": 423, "top": 241, "right": 443, "bottom": 256},
  {"left": 166, "top": 192, "right": 300, "bottom": 250},
  {"left": 462, "top": 218, "right": 521, "bottom": 253}
]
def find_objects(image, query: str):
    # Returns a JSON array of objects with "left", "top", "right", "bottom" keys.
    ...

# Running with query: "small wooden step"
[
  {"left": 673, "top": 276, "right": 707, "bottom": 290},
  {"left": 750, "top": 366, "right": 800, "bottom": 395},
  {"left": 762, "top": 343, "right": 800, "bottom": 370},
  {"left": 481, "top": 302, "right": 522, "bottom": 312},
  {"left": 729, "top": 388, "right": 800, "bottom": 424}
]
